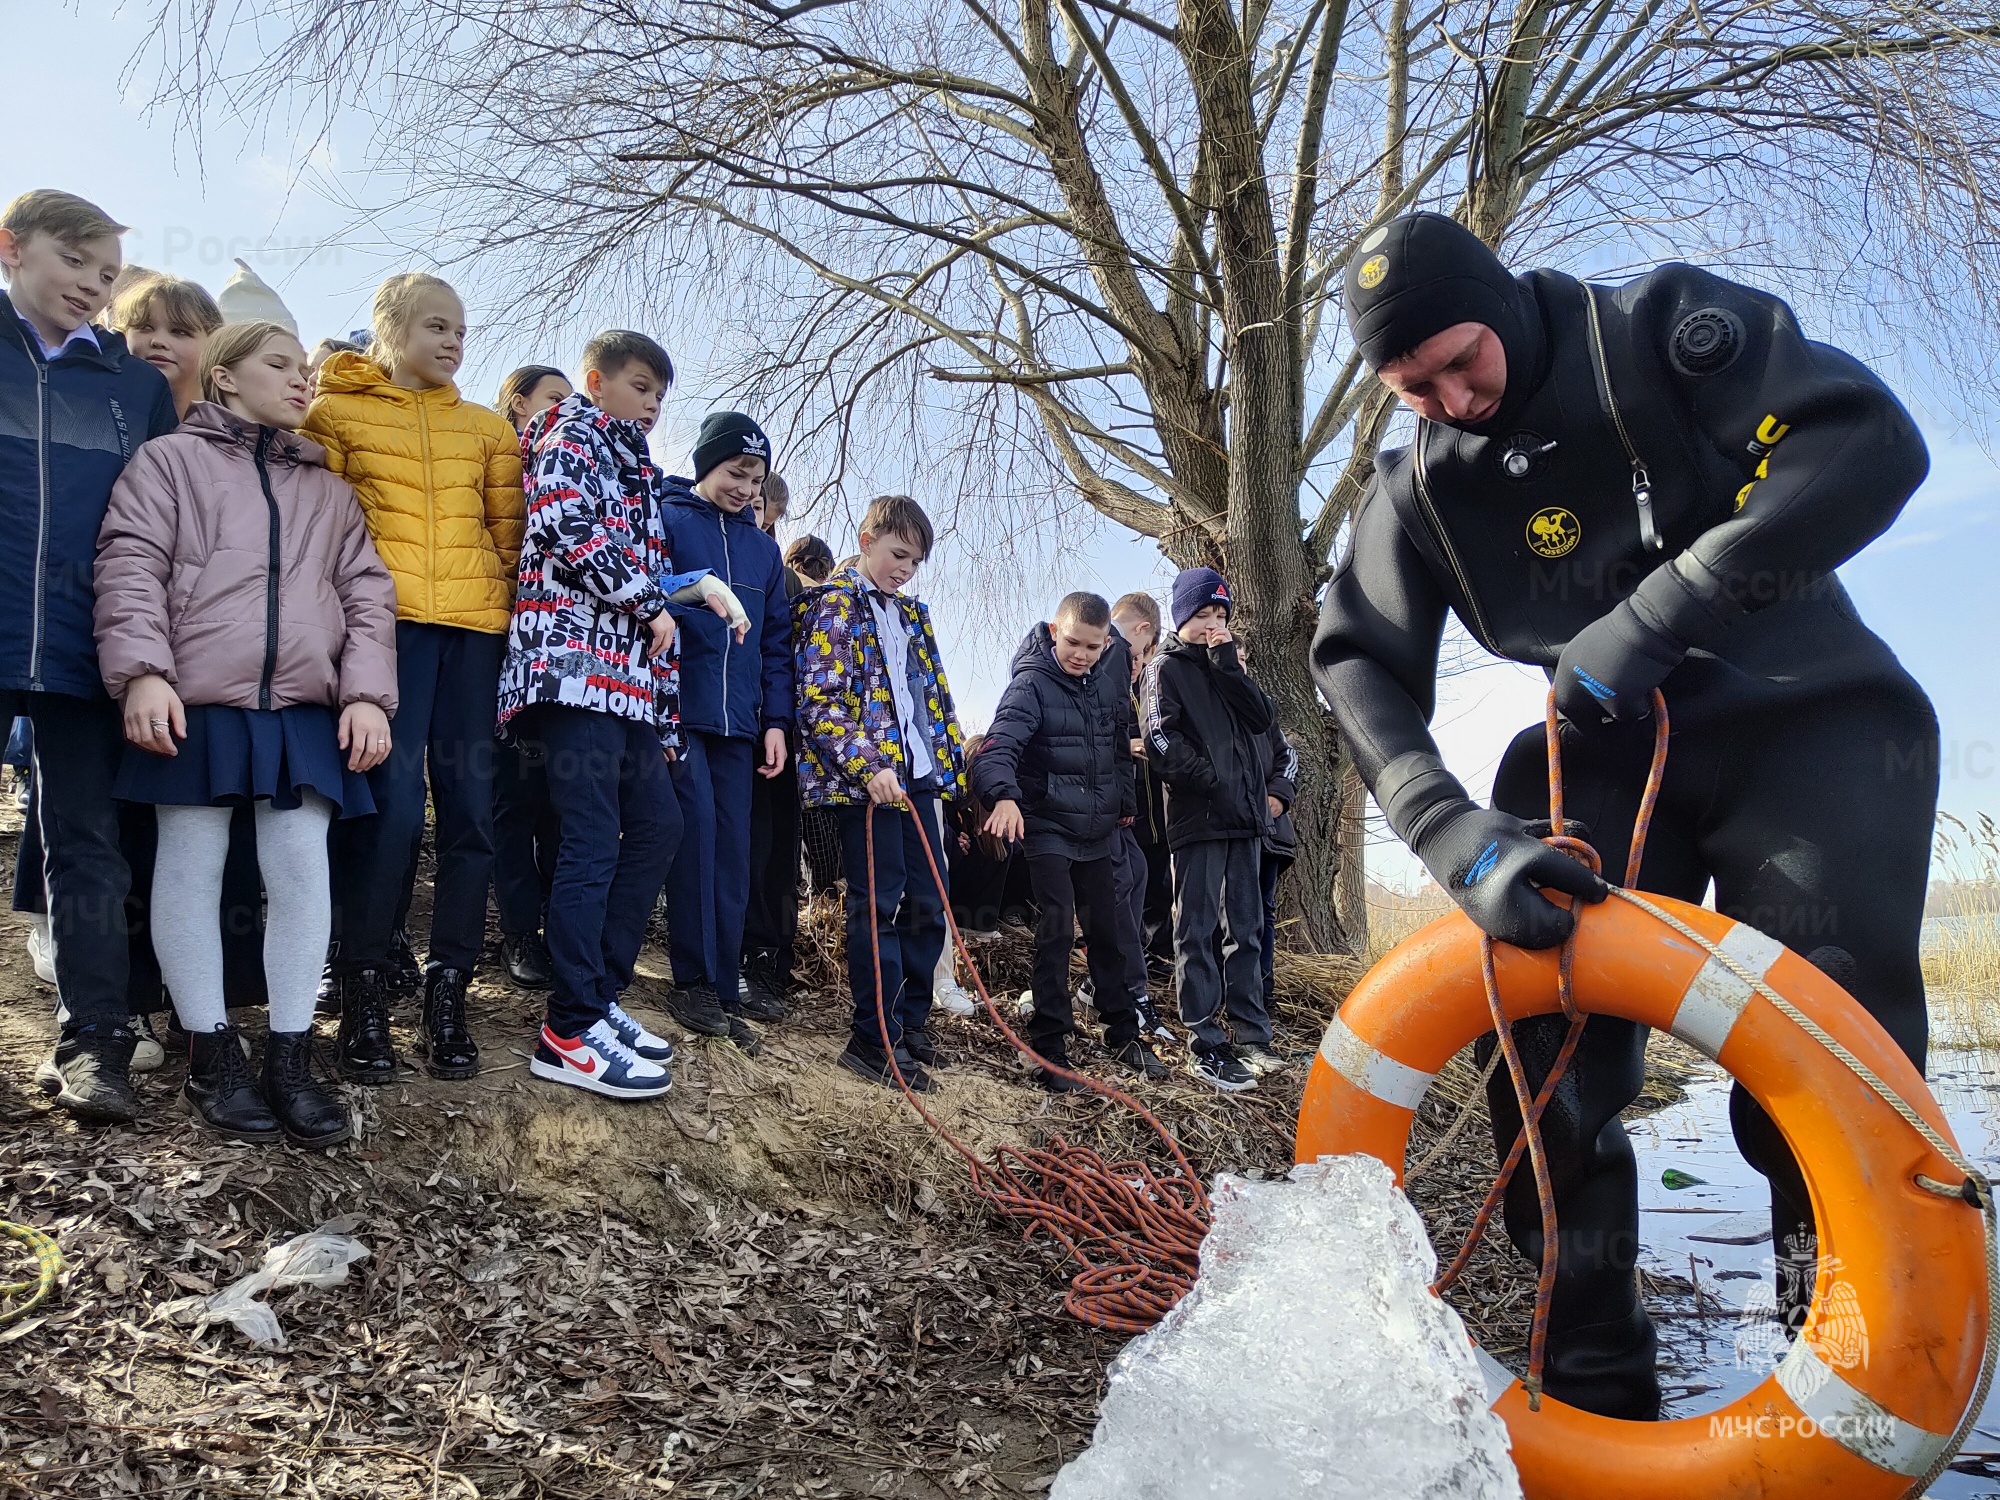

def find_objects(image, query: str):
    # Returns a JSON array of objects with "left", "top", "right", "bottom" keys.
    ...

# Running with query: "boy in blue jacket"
[
  {"left": 0, "top": 190, "right": 177, "bottom": 1123},
  {"left": 659, "top": 413, "right": 794, "bottom": 1050}
]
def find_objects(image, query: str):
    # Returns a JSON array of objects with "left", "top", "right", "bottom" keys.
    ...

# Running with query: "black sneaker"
[
  {"left": 336, "top": 968, "right": 398, "bottom": 1085},
  {"left": 388, "top": 928, "right": 424, "bottom": 997},
  {"left": 419, "top": 967, "right": 480, "bottom": 1079},
  {"left": 263, "top": 1031, "right": 351, "bottom": 1148},
  {"left": 1133, "top": 993, "right": 1175, "bottom": 1041},
  {"left": 183, "top": 1026, "right": 281, "bottom": 1142},
  {"left": 1035, "top": 1063, "right": 1094, "bottom": 1095},
  {"left": 837, "top": 1044, "right": 934, "bottom": 1093},
  {"left": 1187, "top": 1048, "right": 1257, "bottom": 1093},
  {"left": 1114, "top": 1038, "right": 1169, "bottom": 1081},
  {"left": 739, "top": 959, "right": 790, "bottom": 1022},
  {"left": 502, "top": 932, "right": 555, "bottom": 990},
  {"left": 666, "top": 982, "right": 732, "bottom": 1037},
  {"left": 900, "top": 1029, "right": 938, "bottom": 1068},
  {"left": 37, "top": 1025, "right": 141, "bottom": 1124},
  {"left": 724, "top": 1012, "right": 765, "bottom": 1056}
]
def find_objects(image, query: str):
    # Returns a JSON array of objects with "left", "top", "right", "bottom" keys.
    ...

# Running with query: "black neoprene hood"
[{"left": 1344, "top": 212, "right": 1547, "bottom": 430}]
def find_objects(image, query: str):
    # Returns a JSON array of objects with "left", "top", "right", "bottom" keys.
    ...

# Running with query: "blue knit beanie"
[
  {"left": 693, "top": 411, "right": 770, "bottom": 482},
  {"left": 1171, "top": 567, "right": 1233, "bottom": 630}
]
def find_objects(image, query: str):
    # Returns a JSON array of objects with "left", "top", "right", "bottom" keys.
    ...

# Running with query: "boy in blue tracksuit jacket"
[
  {"left": 658, "top": 412, "right": 794, "bottom": 1048},
  {"left": 0, "top": 190, "right": 177, "bottom": 1123}
]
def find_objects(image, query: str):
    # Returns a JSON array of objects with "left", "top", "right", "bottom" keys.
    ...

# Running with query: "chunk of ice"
[{"left": 1052, "top": 1156, "right": 1522, "bottom": 1500}]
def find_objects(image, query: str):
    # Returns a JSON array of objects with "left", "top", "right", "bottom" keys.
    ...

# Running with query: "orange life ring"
[{"left": 1295, "top": 892, "right": 1988, "bottom": 1499}]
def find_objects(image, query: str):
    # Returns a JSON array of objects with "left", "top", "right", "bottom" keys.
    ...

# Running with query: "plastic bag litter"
[
  {"left": 1052, "top": 1157, "right": 1523, "bottom": 1500},
  {"left": 160, "top": 1218, "right": 369, "bottom": 1348}
]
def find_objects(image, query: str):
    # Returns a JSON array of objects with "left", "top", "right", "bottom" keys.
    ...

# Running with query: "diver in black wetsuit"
[{"left": 1310, "top": 212, "right": 1939, "bottom": 1420}]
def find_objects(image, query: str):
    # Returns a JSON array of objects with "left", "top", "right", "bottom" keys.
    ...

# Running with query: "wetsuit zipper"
[
  {"left": 1411, "top": 423, "right": 1498, "bottom": 653},
  {"left": 254, "top": 430, "right": 282, "bottom": 710},
  {"left": 1583, "top": 283, "right": 1664, "bottom": 551},
  {"left": 29, "top": 355, "right": 50, "bottom": 689}
]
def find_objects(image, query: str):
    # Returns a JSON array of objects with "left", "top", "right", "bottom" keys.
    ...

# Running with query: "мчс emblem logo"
[
  {"left": 1358, "top": 255, "right": 1389, "bottom": 290},
  {"left": 1525, "top": 507, "right": 1581, "bottom": 558}
]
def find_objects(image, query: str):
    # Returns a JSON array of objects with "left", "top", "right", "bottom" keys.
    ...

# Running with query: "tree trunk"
[{"left": 1250, "top": 585, "right": 1360, "bottom": 956}]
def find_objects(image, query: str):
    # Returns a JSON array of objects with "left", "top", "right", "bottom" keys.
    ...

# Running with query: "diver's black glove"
[
  {"left": 1552, "top": 606, "right": 1681, "bottom": 732},
  {"left": 1375, "top": 752, "right": 1607, "bottom": 950}
]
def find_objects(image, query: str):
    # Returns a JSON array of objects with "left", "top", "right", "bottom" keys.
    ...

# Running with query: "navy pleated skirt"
[{"left": 113, "top": 703, "right": 375, "bottom": 819}]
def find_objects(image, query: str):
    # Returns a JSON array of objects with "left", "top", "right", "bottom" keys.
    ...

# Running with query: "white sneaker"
[
  {"left": 26, "top": 915, "right": 54, "bottom": 985},
  {"left": 936, "top": 981, "right": 977, "bottom": 1018},
  {"left": 530, "top": 1019, "right": 672, "bottom": 1099},
  {"left": 130, "top": 1012, "right": 165, "bottom": 1074},
  {"left": 1015, "top": 990, "right": 1036, "bottom": 1021},
  {"left": 604, "top": 1000, "right": 675, "bottom": 1063}
]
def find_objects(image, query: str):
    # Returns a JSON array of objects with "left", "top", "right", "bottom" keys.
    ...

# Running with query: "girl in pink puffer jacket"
[{"left": 94, "top": 319, "right": 398, "bottom": 1150}]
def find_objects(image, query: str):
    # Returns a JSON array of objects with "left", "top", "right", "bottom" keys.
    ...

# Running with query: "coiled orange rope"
[{"left": 864, "top": 801, "right": 1210, "bottom": 1332}]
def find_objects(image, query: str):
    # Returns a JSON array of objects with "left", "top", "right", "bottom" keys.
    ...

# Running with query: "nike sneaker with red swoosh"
[
  {"left": 604, "top": 1000, "right": 675, "bottom": 1063},
  {"left": 529, "top": 1020, "right": 671, "bottom": 1098}
]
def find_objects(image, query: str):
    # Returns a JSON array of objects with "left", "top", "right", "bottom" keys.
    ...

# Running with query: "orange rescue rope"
[{"left": 863, "top": 800, "right": 1211, "bottom": 1331}]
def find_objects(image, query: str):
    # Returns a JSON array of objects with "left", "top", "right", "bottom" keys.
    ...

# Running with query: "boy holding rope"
[{"left": 794, "top": 496, "right": 968, "bottom": 1093}]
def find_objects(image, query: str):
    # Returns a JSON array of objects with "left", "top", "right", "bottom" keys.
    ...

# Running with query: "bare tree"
[{"left": 147, "top": 0, "right": 2000, "bottom": 952}]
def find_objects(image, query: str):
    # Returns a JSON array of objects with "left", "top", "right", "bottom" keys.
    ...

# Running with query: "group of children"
[{"left": 1, "top": 183, "right": 1297, "bottom": 1150}]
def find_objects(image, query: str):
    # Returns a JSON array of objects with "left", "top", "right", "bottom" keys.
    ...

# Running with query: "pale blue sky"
[{"left": 12, "top": 1, "right": 1995, "bottom": 889}]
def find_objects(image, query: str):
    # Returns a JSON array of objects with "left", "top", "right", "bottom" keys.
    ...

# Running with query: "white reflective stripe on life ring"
[
  {"left": 1774, "top": 1337, "right": 1953, "bottom": 1477},
  {"left": 1668, "top": 922, "right": 1785, "bottom": 1059},
  {"left": 1317, "top": 1011, "right": 1435, "bottom": 1109}
]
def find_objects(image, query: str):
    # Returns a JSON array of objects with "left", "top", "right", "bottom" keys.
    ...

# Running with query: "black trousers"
[
  {"left": 1171, "top": 837, "right": 1269, "bottom": 1054},
  {"left": 744, "top": 761, "right": 803, "bottom": 982},
  {"left": 492, "top": 732, "right": 556, "bottom": 941},
  {"left": 3, "top": 691, "right": 130, "bottom": 1033},
  {"left": 837, "top": 793, "right": 947, "bottom": 1058},
  {"left": 1026, "top": 851, "right": 1139, "bottom": 1062},
  {"left": 1481, "top": 602, "right": 1936, "bottom": 1421}
]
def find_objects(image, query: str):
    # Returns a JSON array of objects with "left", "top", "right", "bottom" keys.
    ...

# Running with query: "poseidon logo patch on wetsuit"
[{"left": 1525, "top": 506, "right": 1581, "bottom": 558}]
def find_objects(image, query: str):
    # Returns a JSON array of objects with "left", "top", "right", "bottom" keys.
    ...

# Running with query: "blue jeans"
[
  {"left": 334, "top": 622, "right": 502, "bottom": 973},
  {"left": 836, "top": 793, "right": 946, "bottom": 1057},
  {"left": 535, "top": 708, "right": 683, "bottom": 1038},
  {"left": 666, "top": 731, "right": 755, "bottom": 1004}
]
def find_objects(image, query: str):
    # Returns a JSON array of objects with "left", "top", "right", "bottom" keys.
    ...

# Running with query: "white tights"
[{"left": 151, "top": 794, "right": 335, "bottom": 1035}]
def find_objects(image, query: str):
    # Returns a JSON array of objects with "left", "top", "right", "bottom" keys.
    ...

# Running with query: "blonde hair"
[
  {"left": 106, "top": 272, "right": 223, "bottom": 339},
  {"left": 201, "top": 320, "right": 301, "bottom": 405},
  {"left": 370, "top": 271, "right": 461, "bottom": 361}
]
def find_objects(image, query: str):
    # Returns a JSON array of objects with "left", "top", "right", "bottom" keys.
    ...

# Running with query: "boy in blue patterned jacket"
[
  {"left": 498, "top": 331, "right": 747, "bottom": 1101},
  {"left": 794, "top": 495, "right": 966, "bottom": 1091}
]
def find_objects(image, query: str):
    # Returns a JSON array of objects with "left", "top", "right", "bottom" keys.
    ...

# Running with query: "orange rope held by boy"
[{"left": 863, "top": 802, "right": 1211, "bottom": 1332}]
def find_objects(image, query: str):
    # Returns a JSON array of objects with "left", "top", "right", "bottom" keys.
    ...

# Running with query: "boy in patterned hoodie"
[
  {"left": 498, "top": 331, "right": 747, "bottom": 1100},
  {"left": 794, "top": 495, "right": 966, "bottom": 1091}
]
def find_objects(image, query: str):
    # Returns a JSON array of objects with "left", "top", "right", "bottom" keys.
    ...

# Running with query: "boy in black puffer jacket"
[
  {"left": 1143, "top": 568, "right": 1277, "bottom": 1093},
  {"left": 972, "top": 593, "right": 1165, "bottom": 1090}
]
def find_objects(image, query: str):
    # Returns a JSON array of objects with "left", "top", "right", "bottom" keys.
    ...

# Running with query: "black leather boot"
[
  {"left": 419, "top": 967, "right": 480, "bottom": 1079},
  {"left": 183, "top": 1026, "right": 281, "bottom": 1143},
  {"left": 336, "top": 968, "right": 398, "bottom": 1085},
  {"left": 263, "top": 1031, "right": 351, "bottom": 1148}
]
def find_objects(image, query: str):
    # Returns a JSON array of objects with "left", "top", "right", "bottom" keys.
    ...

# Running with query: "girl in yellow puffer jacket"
[{"left": 303, "top": 271, "right": 525, "bottom": 1087}]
